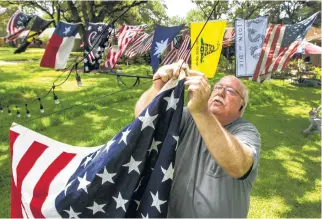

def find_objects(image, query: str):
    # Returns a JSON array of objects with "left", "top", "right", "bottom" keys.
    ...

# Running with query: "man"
[{"left": 134, "top": 61, "right": 261, "bottom": 218}]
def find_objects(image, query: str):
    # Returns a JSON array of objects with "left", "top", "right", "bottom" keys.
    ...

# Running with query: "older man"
[{"left": 134, "top": 61, "right": 261, "bottom": 218}]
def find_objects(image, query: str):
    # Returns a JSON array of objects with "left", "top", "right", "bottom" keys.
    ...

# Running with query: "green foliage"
[{"left": 312, "top": 66, "right": 322, "bottom": 80}]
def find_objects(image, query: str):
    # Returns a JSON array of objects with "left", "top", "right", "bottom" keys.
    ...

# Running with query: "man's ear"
[{"left": 239, "top": 105, "right": 244, "bottom": 112}]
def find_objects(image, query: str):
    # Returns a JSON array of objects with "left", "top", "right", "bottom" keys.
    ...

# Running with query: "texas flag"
[{"left": 40, "top": 21, "right": 80, "bottom": 69}]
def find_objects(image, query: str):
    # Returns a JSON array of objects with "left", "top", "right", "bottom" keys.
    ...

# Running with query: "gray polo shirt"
[{"left": 168, "top": 108, "right": 261, "bottom": 218}]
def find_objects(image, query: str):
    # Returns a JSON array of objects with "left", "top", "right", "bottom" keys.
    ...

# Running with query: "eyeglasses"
[{"left": 213, "top": 84, "right": 244, "bottom": 100}]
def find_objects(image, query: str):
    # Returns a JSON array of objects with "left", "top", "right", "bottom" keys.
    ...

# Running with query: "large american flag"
[
  {"left": 10, "top": 79, "right": 184, "bottom": 218},
  {"left": 252, "top": 12, "right": 319, "bottom": 82},
  {"left": 104, "top": 24, "right": 146, "bottom": 68},
  {"left": 162, "top": 35, "right": 190, "bottom": 65},
  {"left": 6, "top": 10, "right": 32, "bottom": 42}
]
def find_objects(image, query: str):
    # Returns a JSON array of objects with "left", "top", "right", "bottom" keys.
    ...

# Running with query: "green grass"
[{"left": 0, "top": 47, "right": 321, "bottom": 217}]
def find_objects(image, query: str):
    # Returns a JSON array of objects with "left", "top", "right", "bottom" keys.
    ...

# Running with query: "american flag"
[
  {"left": 10, "top": 79, "right": 184, "bottom": 218},
  {"left": 124, "top": 32, "right": 149, "bottom": 58},
  {"left": 176, "top": 35, "right": 191, "bottom": 63},
  {"left": 222, "top": 28, "right": 235, "bottom": 48},
  {"left": 6, "top": 10, "right": 32, "bottom": 42},
  {"left": 104, "top": 24, "right": 146, "bottom": 68},
  {"left": 252, "top": 12, "right": 319, "bottom": 82},
  {"left": 136, "top": 33, "right": 154, "bottom": 55},
  {"left": 162, "top": 35, "right": 190, "bottom": 65}
]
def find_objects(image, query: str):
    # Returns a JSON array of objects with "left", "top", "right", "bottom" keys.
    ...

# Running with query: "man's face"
[{"left": 208, "top": 76, "right": 244, "bottom": 120}]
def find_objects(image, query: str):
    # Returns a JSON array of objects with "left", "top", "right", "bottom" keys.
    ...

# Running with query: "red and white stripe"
[
  {"left": 177, "top": 35, "right": 190, "bottom": 62},
  {"left": 10, "top": 123, "right": 104, "bottom": 218},
  {"left": 104, "top": 24, "right": 144, "bottom": 68},
  {"left": 138, "top": 34, "right": 154, "bottom": 54},
  {"left": 252, "top": 25, "right": 302, "bottom": 82},
  {"left": 124, "top": 32, "right": 149, "bottom": 58},
  {"left": 161, "top": 48, "right": 178, "bottom": 65}
]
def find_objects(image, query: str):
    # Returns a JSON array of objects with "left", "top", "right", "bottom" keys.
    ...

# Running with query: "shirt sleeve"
[{"left": 231, "top": 123, "right": 261, "bottom": 172}]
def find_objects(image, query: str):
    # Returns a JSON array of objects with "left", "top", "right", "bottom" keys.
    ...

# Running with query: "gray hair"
[{"left": 240, "top": 82, "right": 249, "bottom": 116}]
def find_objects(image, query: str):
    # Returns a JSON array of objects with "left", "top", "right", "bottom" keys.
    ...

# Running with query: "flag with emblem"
[
  {"left": 5, "top": 10, "right": 32, "bottom": 42},
  {"left": 191, "top": 20, "right": 226, "bottom": 78},
  {"left": 14, "top": 16, "right": 53, "bottom": 54},
  {"left": 104, "top": 24, "right": 146, "bottom": 69},
  {"left": 252, "top": 12, "right": 319, "bottom": 82},
  {"left": 150, "top": 24, "right": 184, "bottom": 73},
  {"left": 40, "top": 21, "right": 80, "bottom": 69},
  {"left": 84, "top": 22, "right": 112, "bottom": 73},
  {"left": 10, "top": 75, "right": 185, "bottom": 218},
  {"left": 235, "top": 16, "right": 268, "bottom": 77}
]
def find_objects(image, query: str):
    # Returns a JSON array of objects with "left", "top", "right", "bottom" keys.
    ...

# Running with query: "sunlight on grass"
[
  {"left": 249, "top": 196, "right": 291, "bottom": 218},
  {"left": 298, "top": 179, "right": 321, "bottom": 203}
]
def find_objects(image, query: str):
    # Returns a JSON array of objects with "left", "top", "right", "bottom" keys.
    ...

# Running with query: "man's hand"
[
  {"left": 153, "top": 60, "right": 189, "bottom": 91},
  {"left": 184, "top": 70, "right": 211, "bottom": 114}
]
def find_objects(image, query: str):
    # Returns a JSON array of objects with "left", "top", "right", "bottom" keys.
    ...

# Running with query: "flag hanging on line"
[
  {"left": 104, "top": 24, "right": 146, "bottom": 69},
  {"left": 124, "top": 32, "right": 149, "bottom": 58},
  {"left": 150, "top": 24, "right": 184, "bottom": 73},
  {"left": 6, "top": 10, "right": 32, "bottom": 42},
  {"left": 84, "top": 22, "right": 112, "bottom": 73},
  {"left": 191, "top": 20, "right": 226, "bottom": 78},
  {"left": 252, "top": 12, "right": 320, "bottom": 82},
  {"left": 10, "top": 76, "right": 185, "bottom": 218},
  {"left": 138, "top": 33, "right": 154, "bottom": 54},
  {"left": 235, "top": 16, "right": 268, "bottom": 77},
  {"left": 161, "top": 35, "right": 182, "bottom": 65},
  {"left": 14, "top": 16, "right": 53, "bottom": 54},
  {"left": 176, "top": 34, "right": 191, "bottom": 63},
  {"left": 40, "top": 21, "right": 81, "bottom": 70}
]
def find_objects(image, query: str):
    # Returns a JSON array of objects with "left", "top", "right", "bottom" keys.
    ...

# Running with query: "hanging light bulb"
[
  {"left": 76, "top": 73, "right": 83, "bottom": 87},
  {"left": 16, "top": 106, "right": 21, "bottom": 118},
  {"left": 112, "top": 31, "right": 119, "bottom": 52},
  {"left": 0, "top": 104, "right": 3, "bottom": 113},
  {"left": 52, "top": 85, "right": 60, "bottom": 104},
  {"left": 25, "top": 104, "right": 31, "bottom": 117},
  {"left": 38, "top": 97, "right": 44, "bottom": 113},
  {"left": 7, "top": 105, "right": 11, "bottom": 116}
]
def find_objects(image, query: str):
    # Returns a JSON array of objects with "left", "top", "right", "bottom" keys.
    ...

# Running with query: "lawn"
[{"left": 0, "top": 47, "right": 321, "bottom": 218}]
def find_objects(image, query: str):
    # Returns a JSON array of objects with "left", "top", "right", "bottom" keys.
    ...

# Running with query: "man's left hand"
[{"left": 184, "top": 70, "right": 211, "bottom": 114}]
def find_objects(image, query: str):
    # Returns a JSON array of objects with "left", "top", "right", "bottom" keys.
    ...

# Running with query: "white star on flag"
[
  {"left": 119, "top": 128, "right": 131, "bottom": 145},
  {"left": 77, "top": 172, "right": 91, "bottom": 193},
  {"left": 150, "top": 191, "right": 167, "bottom": 213},
  {"left": 81, "top": 156, "right": 92, "bottom": 167},
  {"left": 134, "top": 200, "right": 140, "bottom": 210},
  {"left": 138, "top": 109, "right": 158, "bottom": 131},
  {"left": 148, "top": 138, "right": 162, "bottom": 154},
  {"left": 122, "top": 156, "right": 141, "bottom": 174},
  {"left": 161, "top": 162, "right": 174, "bottom": 182},
  {"left": 113, "top": 192, "right": 128, "bottom": 212},
  {"left": 141, "top": 213, "right": 149, "bottom": 218},
  {"left": 173, "top": 135, "right": 179, "bottom": 150},
  {"left": 96, "top": 167, "right": 116, "bottom": 184},
  {"left": 63, "top": 26, "right": 71, "bottom": 35},
  {"left": 98, "top": 26, "right": 103, "bottom": 32},
  {"left": 154, "top": 38, "right": 168, "bottom": 57},
  {"left": 163, "top": 91, "right": 179, "bottom": 111},
  {"left": 86, "top": 201, "right": 106, "bottom": 215},
  {"left": 105, "top": 139, "right": 115, "bottom": 152},
  {"left": 64, "top": 206, "right": 81, "bottom": 219}
]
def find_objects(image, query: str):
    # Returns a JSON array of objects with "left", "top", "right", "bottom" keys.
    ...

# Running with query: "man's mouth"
[{"left": 213, "top": 97, "right": 225, "bottom": 105}]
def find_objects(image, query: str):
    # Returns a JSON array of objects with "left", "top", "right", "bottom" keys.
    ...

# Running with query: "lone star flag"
[
  {"left": 41, "top": 21, "right": 80, "bottom": 69},
  {"left": 84, "top": 22, "right": 112, "bottom": 73},
  {"left": 235, "top": 16, "right": 268, "bottom": 77},
  {"left": 14, "top": 16, "right": 53, "bottom": 54},
  {"left": 6, "top": 10, "right": 32, "bottom": 42},
  {"left": 10, "top": 75, "right": 186, "bottom": 218},
  {"left": 150, "top": 24, "right": 184, "bottom": 73},
  {"left": 191, "top": 20, "right": 226, "bottom": 78},
  {"left": 252, "top": 12, "right": 319, "bottom": 82}
]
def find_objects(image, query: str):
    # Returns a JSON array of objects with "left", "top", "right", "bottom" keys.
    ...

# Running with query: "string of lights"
[
  {"left": 0, "top": 0, "right": 140, "bottom": 117},
  {"left": 1, "top": 1, "right": 216, "bottom": 126}
]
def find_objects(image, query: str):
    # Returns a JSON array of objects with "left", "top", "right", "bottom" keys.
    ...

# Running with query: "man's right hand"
[{"left": 153, "top": 60, "right": 189, "bottom": 91}]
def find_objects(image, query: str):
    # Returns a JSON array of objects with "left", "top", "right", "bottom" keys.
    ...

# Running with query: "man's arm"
[
  {"left": 184, "top": 71, "right": 253, "bottom": 178},
  {"left": 135, "top": 86, "right": 159, "bottom": 117}
]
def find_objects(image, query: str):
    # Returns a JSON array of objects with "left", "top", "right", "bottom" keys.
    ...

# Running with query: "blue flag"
[
  {"left": 150, "top": 24, "right": 184, "bottom": 73},
  {"left": 10, "top": 78, "right": 185, "bottom": 218}
]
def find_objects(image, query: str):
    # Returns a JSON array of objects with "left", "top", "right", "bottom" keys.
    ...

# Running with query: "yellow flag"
[{"left": 191, "top": 20, "right": 227, "bottom": 78}]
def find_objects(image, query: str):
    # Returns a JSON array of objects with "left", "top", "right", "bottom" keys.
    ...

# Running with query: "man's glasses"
[{"left": 212, "top": 84, "right": 244, "bottom": 100}]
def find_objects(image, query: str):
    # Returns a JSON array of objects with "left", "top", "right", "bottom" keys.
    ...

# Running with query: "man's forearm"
[
  {"left": 134, "top": 86, "right": 159, "bottom": 117},
  {"left": 191, "top": 110, "right": 253, "bottom": 178}
]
